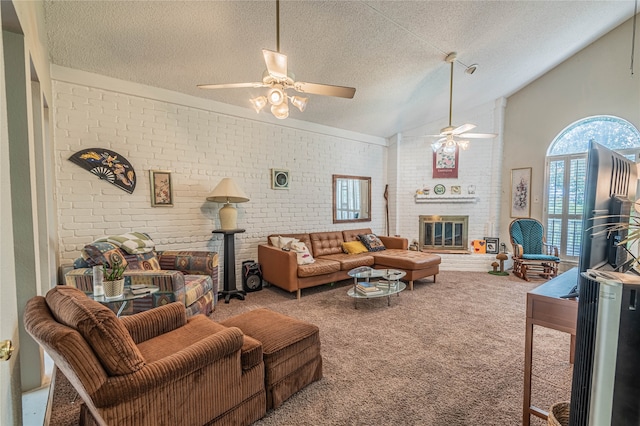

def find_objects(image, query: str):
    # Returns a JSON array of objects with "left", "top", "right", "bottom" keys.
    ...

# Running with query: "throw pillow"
[
  {"left": 81, "top": 242, "right": 129, "bottom": 269},
  {"left": 342, "top": 241, "right": 369, "bottom": 254},
  {"left": 279, "top": 236, "right": 299, "bottom": 249},
  {"left": 290, "top": 241, "right": 315, "bottom": 265},
  {"left": 358, "top": 233, "right": 386, "bottom": 252},
  {"left": 269, "top": 236, "right": 281, "bottom": 247}
]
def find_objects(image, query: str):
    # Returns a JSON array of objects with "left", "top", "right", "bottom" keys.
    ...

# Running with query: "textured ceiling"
[{"left": 44, "top": 1, "right": 638, "bottom": 138}]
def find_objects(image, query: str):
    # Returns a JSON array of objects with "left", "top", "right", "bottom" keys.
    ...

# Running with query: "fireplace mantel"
[{"left": 415, "top": 195, "right": 478, "bottom": 203}]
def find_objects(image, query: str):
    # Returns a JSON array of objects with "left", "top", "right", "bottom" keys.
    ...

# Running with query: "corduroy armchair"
[{"left": 24, "top": 286, "right": 266, "bottom": 426}]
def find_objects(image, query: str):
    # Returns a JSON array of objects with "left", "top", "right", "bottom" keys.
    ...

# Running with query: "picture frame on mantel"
[
  {"left": 150, "top": 170, "right": 173, "bottom": 207},
  {"left": 510, "top": 167, "right": 531, "bottom": 218}
]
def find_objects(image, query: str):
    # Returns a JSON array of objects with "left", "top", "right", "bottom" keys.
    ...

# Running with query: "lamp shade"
[{"left": 206, "top": 178, "right": 250, "bottom": 204}]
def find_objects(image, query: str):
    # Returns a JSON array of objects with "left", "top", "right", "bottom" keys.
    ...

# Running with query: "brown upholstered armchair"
[{"left": 24, "top": 286, "right": 266, "bottom": 426}]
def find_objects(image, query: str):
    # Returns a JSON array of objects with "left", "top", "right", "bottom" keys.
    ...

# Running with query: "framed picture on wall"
[
  {"left": 511, "top": 167, "right": 531, "bottom": 218},
  {"left": 150, "top": 170, "right": 173, "bottom": 207},
  {"left": 484, "top": 237, "right": 499, "bottom": 254},
  {"left": 432, "top": 146, "right": 459, "bottom": 178}
]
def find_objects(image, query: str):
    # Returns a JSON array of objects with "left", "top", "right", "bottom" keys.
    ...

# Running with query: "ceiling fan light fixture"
[
  {"left": 268, "top": 86, "right": 285, "bottom": 105},
  {"left": 290, "top": 95, "right": 308, "bottom": 112},
  {"left": 271, "top": 100, "right": 289, "bottom": 119},
  {"left": 457, "top": 140, "right": 470, "bottom": 150},
  {"left": 250, "top": 96, "right": 268, "bottom": 113}
]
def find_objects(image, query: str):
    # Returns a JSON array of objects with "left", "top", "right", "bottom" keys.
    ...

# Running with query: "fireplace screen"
[{"left": 420, "top": 215, "right": 469, "bottom": 251}]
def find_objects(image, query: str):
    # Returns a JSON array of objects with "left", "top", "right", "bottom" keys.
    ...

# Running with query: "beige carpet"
[{"left": 48, "top": 271, "right": 572, "bottom": 425}]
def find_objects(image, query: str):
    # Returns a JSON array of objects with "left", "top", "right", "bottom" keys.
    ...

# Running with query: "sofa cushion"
[
  {"left": 45, "top": 286, "right": 145, "bottom": 376},
  {"left": 309, "top": 231, "right": 345, "bottom": 257},
  {"left": 358, "top": 233, "right": 386, "bottom": 252},
  {"left": 320, "top": 253, "right": 375, "bottom": 270},
  {"left": 124, "top": 251, "right": 161, "bottom": 271},
  {"left": 297, "top": 258, "right": 341, "bottom": 278},
  {"left": 342, "top": 240, "right": 369, "bottom": 254},
  {"left": 371, "top": 249, "right": 441, "bottom": 270},
  {"left": 342, "top": 228, "right": 373, "bottom": 242}
]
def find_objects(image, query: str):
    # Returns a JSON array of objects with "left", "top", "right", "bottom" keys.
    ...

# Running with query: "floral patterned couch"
[{"left": 64, "top": 233, "right": 218, "bottom": 316}]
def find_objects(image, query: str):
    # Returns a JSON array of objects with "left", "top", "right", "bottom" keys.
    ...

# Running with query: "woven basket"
[
  {"left": 104, "top": 279, "right": 125, "bottom": 299},
  {"left": 548, "top": 401, "right": 570, "bottom": 426}
]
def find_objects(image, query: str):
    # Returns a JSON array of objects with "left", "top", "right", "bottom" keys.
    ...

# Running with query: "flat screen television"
[{"left": 578, "top": 141, "right": 637, "bottom": 275}]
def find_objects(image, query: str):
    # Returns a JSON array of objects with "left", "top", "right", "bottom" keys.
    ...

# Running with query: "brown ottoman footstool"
[{"left": 221, "top": 308, "right": 322, "bottom": 410}]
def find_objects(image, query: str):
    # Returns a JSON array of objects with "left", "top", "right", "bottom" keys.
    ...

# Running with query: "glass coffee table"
[{"left": 347, "top": 267, "right": 406, "bottom": 309}]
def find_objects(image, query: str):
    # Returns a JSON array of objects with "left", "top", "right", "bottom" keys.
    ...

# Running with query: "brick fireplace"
[{"left": 419, "top": 215, "right": 469, "bottom": 252}]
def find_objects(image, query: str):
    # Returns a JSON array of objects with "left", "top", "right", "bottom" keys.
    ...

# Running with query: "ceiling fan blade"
[
  {"left": 197, "top": 82, "right": 266, "bottom": 90},
  {"left": 461, "top": 132, "right": 498, "bottom": 139},
  {"left": 262, "top": 49, "right": 288, "bottom": 80},
  {"left": 294, "top": 82, "right": 356, "bottom": 99},
  {"left": 452, "top": 123, "right": 476, "bottom": 135}
]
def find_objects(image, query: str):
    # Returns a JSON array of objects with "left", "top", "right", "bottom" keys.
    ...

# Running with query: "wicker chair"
[{"left": 509, "top": 218, "right": 560, "bottom": 281}]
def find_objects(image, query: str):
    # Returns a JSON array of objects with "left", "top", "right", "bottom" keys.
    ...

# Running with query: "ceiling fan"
[
  {"left": 197, "top": 0, "right": 356, "bottom": 120},
  {"left": 427, "top": 52, "right": 496, "bottom": 152}
]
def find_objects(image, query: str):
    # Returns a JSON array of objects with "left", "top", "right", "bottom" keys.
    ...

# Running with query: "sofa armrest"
[
  {"left": 92, "top": 326, "right": 245, "bottom": 407},
  {"left": 65, "top": 268, "right": 187, "bottom": 294},
  {"left": 378, "top": 236, "right": 408, "bottom": 250},
  {"left": 258, "top": 244, "right": 298, "bottom": 290},
  {"left": 120, "top": 302, "right": 187, "bottom": 344}
]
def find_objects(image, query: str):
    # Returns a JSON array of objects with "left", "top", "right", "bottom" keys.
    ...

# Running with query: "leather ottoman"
[{"left": 221, "top": 308, "right": 322, "bottom": 410}]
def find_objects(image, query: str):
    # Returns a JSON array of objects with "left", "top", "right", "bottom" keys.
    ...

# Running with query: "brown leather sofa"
[{"left": 258, "top": 228, "right": 441, "bottom": 298}]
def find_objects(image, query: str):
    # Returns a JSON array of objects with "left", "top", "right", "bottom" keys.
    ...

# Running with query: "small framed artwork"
[
  {"left": 511, "top": 167, "right": 532, "bottom": 218},
  {"left": 485, "top": 237, "right": 499, "bottom": 254},
  {"left": 271, "top": 169, "right": 290, "bottom": 189},
  {"left": 432, "top": 146, "right": 459, "bottom": 178},
  {"left": 451, "top": 185, "right": 461, "bottom": 195},
  {"left": 149, "top": 170, "right": 173, "bottom": 207}
]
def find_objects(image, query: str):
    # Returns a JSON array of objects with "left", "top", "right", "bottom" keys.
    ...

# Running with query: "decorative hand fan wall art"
[{"left": 68, "top": 148, "right": 136, "bottom": 194}]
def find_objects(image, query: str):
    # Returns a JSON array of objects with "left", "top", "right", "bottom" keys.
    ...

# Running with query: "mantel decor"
[{"left": 69, "top": 148, "right": 136, "bottom": 193}]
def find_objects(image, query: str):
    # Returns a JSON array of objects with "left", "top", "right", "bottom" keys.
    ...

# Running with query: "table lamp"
[{"left": 206, "top": 178, "right": 249, "bottom": 230}]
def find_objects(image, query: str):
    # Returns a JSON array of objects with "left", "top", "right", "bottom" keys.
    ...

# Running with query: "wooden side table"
[
  {"left": 523, "top": 267, "right": 578, "bottom": 425},
  {"left": 213, "top": 229, "right": 246, "bottom": 303}
]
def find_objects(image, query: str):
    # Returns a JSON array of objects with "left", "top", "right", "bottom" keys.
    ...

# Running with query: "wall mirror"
[{"left": 333, "top": 174, "right": 371, "bottom": 223}]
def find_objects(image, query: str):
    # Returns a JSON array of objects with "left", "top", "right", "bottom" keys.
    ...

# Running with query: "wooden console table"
[{"left": 523, "top": 267, "right": 578, "bottom": 425}]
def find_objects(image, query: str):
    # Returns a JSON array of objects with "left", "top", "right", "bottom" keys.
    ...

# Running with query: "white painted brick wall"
[
  {"left": 395, "top": 101, "right": 504, "bottom": 252},
  {"left": 53, "top": 81, "right": 387, "bottom": 290}
]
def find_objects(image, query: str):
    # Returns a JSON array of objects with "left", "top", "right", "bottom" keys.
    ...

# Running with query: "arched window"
[{"left": 545, "top": 116, "right": 640, "bottom": 262}]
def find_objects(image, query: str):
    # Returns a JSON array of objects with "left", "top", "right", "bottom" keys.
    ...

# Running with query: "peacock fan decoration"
[{"left": 69, "top": 148, "right": 136, "bottom": 194}]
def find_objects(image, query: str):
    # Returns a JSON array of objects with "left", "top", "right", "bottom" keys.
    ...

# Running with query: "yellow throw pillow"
[{"left": 342, "top": 241, "right": 369, "bottom": 254}]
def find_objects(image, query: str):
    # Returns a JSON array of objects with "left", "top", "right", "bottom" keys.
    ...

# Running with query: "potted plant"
[{"left": 102, "top": 259, "right": 127, "bottom": 299}]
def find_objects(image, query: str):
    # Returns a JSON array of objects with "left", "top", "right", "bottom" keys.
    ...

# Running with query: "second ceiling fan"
[
  {"left": 198, "top": 0, "right": 356, "bottom": 119},
  {"left": 427, "top": 52, "right": 496, "bottom": 152}
]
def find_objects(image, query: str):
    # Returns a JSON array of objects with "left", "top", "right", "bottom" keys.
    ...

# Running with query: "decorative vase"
[{"left": 103, "top": 278, "right": 125, "bottom": 299}]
